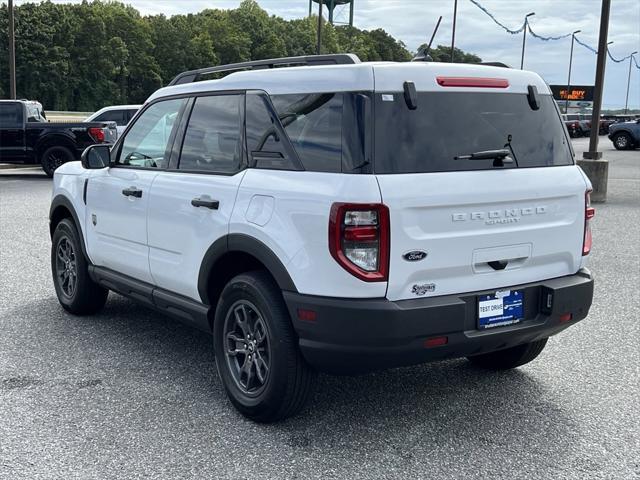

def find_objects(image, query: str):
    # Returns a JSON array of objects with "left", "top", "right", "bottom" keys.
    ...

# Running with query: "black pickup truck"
[{"left": 0, "top": 100, "right": 116, "bottom": 176}]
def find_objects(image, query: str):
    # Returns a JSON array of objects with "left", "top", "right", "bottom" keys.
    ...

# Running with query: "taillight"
[
  {"left": 582, "top": 190, "right": 595, "bottom": 256},
  {"left": 329, "top": 203, "right": 390, "bottom": 282},
  {"left": 88, "top": 127, "right": 105, "bottom": 143}
]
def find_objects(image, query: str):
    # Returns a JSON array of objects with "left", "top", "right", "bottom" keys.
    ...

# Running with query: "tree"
[
  {"left": 0, "top": 1, "right": 477, "bottom": 110},
  {"left": 417, "top": 44, "right": 482, "bottom": 64}
]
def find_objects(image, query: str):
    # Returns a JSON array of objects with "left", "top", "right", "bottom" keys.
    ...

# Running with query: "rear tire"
[
  {"left": 612, "top": 132, "right": 633, "bottom": 150},
  {"left": 41, "top": 146, "right": 74, "bottom": 177},
  {"left": 213, "top": 271, "right": 316, "bottom": 422},
  {"left": 51, "top": 218, "right": 108, "bottom": 315},
  {"left": 466, "top": 338, "right": 548, "bottom": 370}
]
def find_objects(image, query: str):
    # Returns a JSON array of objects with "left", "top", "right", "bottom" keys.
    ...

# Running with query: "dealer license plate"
[{"left": 477, "top": 289, "right": 524, "bottom": 330}]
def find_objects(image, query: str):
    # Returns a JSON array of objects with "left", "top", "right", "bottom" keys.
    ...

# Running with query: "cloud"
[{"left": 15, "top": 0, "right": 640, "bottom": 108}]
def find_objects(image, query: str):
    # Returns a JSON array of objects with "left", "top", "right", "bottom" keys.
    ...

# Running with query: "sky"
[{"left": 13, "top": 0, "right": 640, "bottom": 109}]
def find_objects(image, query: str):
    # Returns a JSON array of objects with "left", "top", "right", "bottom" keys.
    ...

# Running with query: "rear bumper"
[{"left": 284, "top": 269, "right": 594, "bottom": 374}]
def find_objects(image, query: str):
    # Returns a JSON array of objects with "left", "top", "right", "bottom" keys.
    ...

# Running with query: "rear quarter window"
[{"left": 270, "top": 93, "right": 343, "bottom": 173}]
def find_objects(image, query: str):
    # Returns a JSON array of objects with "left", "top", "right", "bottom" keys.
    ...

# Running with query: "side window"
[
  {"left": 125, "top": 109, "right": 138, "bottom": 124},
  {"left": 178, "top": 94, "right": 242, "bottom": 173},
  {"left": 0, "top": 103, "right": 23, "bottom": 127},
  {"left": 95, "top": 110, "right": 126, "bottom": 126},
  {"left": 270, "top": 93, "right": 343, "bottom": 173},
  {"left": 245, "top": 93, "right": 298, "bottom": 170},
  {"left": 118, "top": 99, "right": 185, "bottom": 169}
]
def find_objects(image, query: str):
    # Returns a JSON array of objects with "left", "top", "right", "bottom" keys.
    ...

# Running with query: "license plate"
[{"left": 477, "top": 289, "right": 524, "bottom": 330}]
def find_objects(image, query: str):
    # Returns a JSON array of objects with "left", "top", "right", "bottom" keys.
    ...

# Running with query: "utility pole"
[
  {"left": 624, "top": 51, "right": 638, "bottom": 114},
  {"left": 450, "top": 0, "right": 458, "bottom": 62},
  {"left": 578, "top": 0, "right": 611, "bottom": 203},
  {"left": 565, "top": 30, "right": 581, "bottom": 114},
  {"left": 316, "top": 0, "right": 323, "bottom": 55},
  {"left": 8, "top": 0, "right": 17, "bottom": 99},
  {"left": 520, "top": 12, "right": 535, "bottom": 70}
]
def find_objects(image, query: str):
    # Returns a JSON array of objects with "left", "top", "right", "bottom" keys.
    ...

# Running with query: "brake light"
[
  {"left": 88, "top": 127, "right": 105, "bottom": 143},
  {"left": 436, "top": 77, "right": 509, "bottom": 88},
  {"left": 329, "top": 203, "right": 390, "bottom": 282},
  {"left": 582, "top": 190, "right": 595, "bottom": 256}
]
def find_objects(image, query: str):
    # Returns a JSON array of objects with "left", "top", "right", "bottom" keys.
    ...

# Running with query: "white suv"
[{"left": 49, "top": 54, "right": 595, "bottom": 422}]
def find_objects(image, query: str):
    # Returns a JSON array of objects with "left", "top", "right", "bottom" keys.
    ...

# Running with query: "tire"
[
  {"left": 612, "top": 132, "right": 633, "bottom": 150},
  {"left": 51, "top": 218, "right": 108, "bottom": 315},
  {"left": 41, "top": 145, "right": 75, "bottom": 177},
  {"left": 466, "top": 338, "right": 548, "bottom": 370},
  {"left": 213, "top": 271, "right": 316, "bottom": 422}
]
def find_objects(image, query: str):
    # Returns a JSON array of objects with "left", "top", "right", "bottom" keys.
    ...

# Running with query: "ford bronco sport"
[{"left": 49, "top": 54, "right": 595, "bottom": 422}]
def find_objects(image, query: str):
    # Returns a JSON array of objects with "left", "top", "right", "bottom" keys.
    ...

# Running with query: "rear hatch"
[{"left": 372, "top": 73, "right": 589, "bottom": 301}]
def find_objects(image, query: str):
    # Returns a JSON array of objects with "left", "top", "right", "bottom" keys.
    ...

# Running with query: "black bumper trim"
[{"left": 284, "top": 269, "right": 594, "bottom": 374}]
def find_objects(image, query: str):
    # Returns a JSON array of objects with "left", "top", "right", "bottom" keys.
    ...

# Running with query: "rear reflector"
[
  {"left": 436, "top": 77, "right": 509, "bottom": 88},
  {"left": 297, "top": 309, "right": 317, "bottom": 322},
  {"left": 424, "top": 336, "right": 448, "bottom": 348},
  {"left": 559, "top": 313, "right": 573, "bottom": 323}
]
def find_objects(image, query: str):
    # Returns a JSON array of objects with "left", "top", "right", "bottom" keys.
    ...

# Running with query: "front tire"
[
  {"left": 51, "top": 218, "right": 108, "bottom": 315},
  {"left": 41, "top": 146, "right": 74, "bottom": 177},
  {"left": 612, "top": 132, "right": 633, "bottom": 150},
  {"left": 213, "top": 271, "right": 315, "bottom": 422},
  {"left": 466, "top": 338, "right": 548, "bottom": 370}
]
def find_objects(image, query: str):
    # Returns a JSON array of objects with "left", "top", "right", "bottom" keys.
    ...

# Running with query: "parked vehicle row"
[
  {"left": 561, "top": 113, "right": 614, "bottom": 138},
  {"left": 50, "top": 54, "right": 595, "bottom": 422},
  {"left": 0, "top": 101, "right": 140, "bottom": 176},
  {"left": 0, "top": 100, "right": 117, "bottom": 176}
]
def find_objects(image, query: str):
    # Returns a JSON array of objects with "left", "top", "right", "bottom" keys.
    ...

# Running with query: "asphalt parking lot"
[{"left": 0, "top": 138, "right": 638, "bottom": 479}]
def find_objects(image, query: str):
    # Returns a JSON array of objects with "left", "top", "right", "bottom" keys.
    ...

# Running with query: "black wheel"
[
  {"left": 41, "top": 146, "right": 74, "bottom": 177},
  {"left": 612, "top": 132, "right": 633, "bottom": 150},
  {"left": 466, "top": 338, "right": 548, "bottom": 370},
  {"left": 51, "top": 218, "right": 108, "bottom": 315},
  {"left": 213, "top": 271, "right": 315, "bottom": 422}
]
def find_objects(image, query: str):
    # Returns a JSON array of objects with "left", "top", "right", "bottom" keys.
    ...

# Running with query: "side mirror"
[{"left": 81, "top": 144, "right": 110, "bottom": 169}]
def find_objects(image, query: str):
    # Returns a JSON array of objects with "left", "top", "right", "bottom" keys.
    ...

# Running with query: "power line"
[{"left": 468, "top": 0, "right": 640, "bottom": 69}]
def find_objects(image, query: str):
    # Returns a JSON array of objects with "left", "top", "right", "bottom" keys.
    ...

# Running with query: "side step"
[{"left": 88, "top": 265, "right": 211, "bottom": 333}]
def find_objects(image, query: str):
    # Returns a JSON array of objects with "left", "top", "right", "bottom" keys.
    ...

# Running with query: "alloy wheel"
[
  {"left": 55, "top": 236, "right": 77, "bottom": 298},
  {"left": 223, "top": 300, "right": 271, "bottom": 395}
]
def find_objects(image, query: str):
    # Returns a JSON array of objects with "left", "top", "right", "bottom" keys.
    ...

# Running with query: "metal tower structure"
[{"left": 309, "top": 0, "right": 354, "bottom": 27}]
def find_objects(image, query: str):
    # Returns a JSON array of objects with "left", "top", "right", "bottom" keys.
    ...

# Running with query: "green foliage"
[
  {"left": 417, "top": 44, "right": 482, "bottom": 64},
  {"left": 0, "top": 1, "right": 475, "bottom": 110}
]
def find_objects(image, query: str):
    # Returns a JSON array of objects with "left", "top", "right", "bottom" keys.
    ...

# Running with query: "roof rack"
[{"left": 168, "top": 53, "right": 361, "bottom": 86}]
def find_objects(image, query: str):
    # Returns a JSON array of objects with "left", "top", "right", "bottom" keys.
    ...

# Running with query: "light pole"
[
  {"left": 520, "top": 12, "right": 535, "bottom": 70},
  {"left": 565, "top": 30, "right": 581, "bottom": 114},
  {"left": 625, "top": 51, "right": 638, "bottom": 114},
  {"left": 450, "top": 0, "right": 458, "bottom": 62},
  {"left": 316, "top": 0, "right": 323, "bottom": 55},
  {"left": 8, "top": 0, "right": 16, "bottom": 99}
]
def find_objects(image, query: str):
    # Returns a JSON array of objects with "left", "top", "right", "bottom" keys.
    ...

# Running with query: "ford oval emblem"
[{"left": 403, "top": 250, "right": 428, "bottom": 262}]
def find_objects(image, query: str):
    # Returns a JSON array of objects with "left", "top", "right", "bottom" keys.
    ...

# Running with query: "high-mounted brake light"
[
  {"left": 88, "top": 127, "right": 106, "bottom": 143},
  {"left": 329, "top": 203, "right": 390, "bottom": 282},
  {"left": 436, "top": 77, "right": 509, "bottom": 88},
  {"left": 582, "top": 190, "right": 595, "bottom": 256}
]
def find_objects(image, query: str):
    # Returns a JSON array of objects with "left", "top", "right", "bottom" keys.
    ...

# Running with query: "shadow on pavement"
[{"left": 5, "top": 293, "right": 577, "bottom": 470}]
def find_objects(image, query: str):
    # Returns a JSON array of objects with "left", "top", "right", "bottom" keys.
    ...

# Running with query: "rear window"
[
  {"left": 0, "top": 103, "right": 23, "bottom": 127},
  {"left": 374, "top": 92, "right": 572, "bottom": 174}
]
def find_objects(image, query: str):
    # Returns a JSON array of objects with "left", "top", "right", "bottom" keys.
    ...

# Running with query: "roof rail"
[{"left": 168, "top": 53, "right": 361, "bottom": 86}]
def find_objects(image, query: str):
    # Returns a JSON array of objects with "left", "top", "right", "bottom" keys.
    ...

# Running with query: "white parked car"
[
  {"left": 85, "top": 105, "right": 141, "bottom": 138},
  {"left": 49, "top": 54, "right": 595, "bottom": 422}
]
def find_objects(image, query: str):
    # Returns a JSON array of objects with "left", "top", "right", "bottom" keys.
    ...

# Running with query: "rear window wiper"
[{"left": 454, "top": 148, "right": 514, "bottom": 167}]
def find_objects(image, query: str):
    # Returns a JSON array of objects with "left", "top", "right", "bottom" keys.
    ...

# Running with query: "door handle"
[
  {"left": 191, "top": 197, "right": 219, "bottom": 210},
  {"left": 122, "top": 187, "right": 142, "bottom": 198}
]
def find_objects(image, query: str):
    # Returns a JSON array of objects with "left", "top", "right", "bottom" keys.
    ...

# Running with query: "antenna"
[{"left": 412, "top": 16, "right": 443, "bottom": 62}]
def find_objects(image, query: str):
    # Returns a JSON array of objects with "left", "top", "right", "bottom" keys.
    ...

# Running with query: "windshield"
[{"left": 373, "top": 92, "right": 572, "bottom": 174}]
